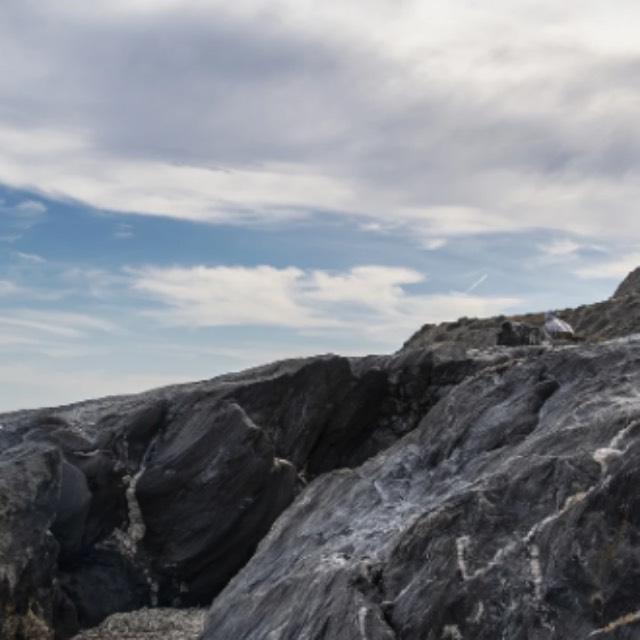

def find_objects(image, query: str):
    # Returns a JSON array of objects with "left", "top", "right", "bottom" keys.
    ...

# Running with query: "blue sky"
[{"left": 1, "top": 1, "right": 639, "bottom": 410}]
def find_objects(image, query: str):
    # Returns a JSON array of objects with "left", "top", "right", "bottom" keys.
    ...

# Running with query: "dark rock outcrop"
[
  {"left": 0, "top": 444, "right": 62, "bottom": 640},
  {"left": 0, "top": 348, "right": 493, "bottom": 638},
  {"left": 135, "top": 402, "right": 296, "bottom": 604},
  {"left": 497, "top": 321, "right": 545, "bottom": 347},
  {"left": 202, "top": 336, "right": 640, "bottom": 639},
  {"left": 58, "top": 549, "right": 149, "bottom": 630},
  {"left": 4, "top": 268, "right": 640, "bottom": 640}
]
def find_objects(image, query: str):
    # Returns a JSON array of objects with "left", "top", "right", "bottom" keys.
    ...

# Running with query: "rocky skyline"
[{"left": 2, "top": 1, "right": 640, "bottom": 410}]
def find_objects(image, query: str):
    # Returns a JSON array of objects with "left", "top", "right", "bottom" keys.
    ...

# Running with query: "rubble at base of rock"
[{"left": 72, "top": 608, "right": 206, "bottom": 640}]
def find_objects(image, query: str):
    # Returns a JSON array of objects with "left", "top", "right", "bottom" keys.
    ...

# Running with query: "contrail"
[{"left": 465, "top": 274, "right": 488, "bottom": 294}]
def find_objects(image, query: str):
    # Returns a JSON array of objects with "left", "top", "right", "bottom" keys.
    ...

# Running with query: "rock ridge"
[{"left": 2, "top": 270, "right": 640, "bottom": 639}]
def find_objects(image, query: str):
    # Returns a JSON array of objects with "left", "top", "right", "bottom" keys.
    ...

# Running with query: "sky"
[{"left": 1, "top": 0, "right": 639, "bottom": 411}]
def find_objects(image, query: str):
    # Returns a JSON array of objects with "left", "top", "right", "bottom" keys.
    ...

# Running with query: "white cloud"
[
  {"left": 539, "top": 240, "right": 582, "bottom": 258},
  {"left": 305, "top": 266, "right": 424, "bottom": 309},
  {"left": 422, "top": 238, "right": 447, "bottom": 251},
  {"left": 15, "top": 199, "right": 47, "bottom": 215},
  {"left": 131, "top": 265, "right": 335, "bottom": 328},
  {"left": 1, "top": 2, "right": 640, "bottom": 243},
  {"left": 8, "top": 198, "right": 47, "bottom": 229},
  {"left": 0, "top": 310, "right": 117, "bottom": 338},
  {"left": 129, "top": 264, "right": 521, "bottom": 339},
  {"left": 14, "top": 251, "right": 46, "bottom": 263},
  {"left": 574, "top": 254, "right": 640, "bottom": 280}
]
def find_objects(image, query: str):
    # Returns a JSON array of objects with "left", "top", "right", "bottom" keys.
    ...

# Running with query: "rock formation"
[
  {"left": 403, "top": 273, "right": 640, "bottom": 351},
  {"left": 613, "top": 267, "right": 640, "bottom": 299},
  {"left": 0, "top": 349, "right": 490, "bottom": 638},
  {"left": 2, "top": 271, "right": 640, "bottom": 639},
  {"left": 203, "top": 337, "right": 640, "bottom": 639}
]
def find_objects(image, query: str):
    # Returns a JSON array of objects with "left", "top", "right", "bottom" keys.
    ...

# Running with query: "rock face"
[
  {"left": 203, "top": 337, "right": 640, "bottom": 639},
  {"left": 613, "top": 266, "right": 640, "bottom": 298},
  {"left": 3, "top": 269, "right": 640, "bottom": 640},
  {"left": 496, "top": 321, "right": 545, "bottom": 347},
  {"left": 0, "top": 445, "right": 62, "bottom": 640},
  {"left": 403, "top": 279, "right": 640, "bottom": 351},
  {"left": 0, "top": 349, "right": 491, "bottom": 638}
]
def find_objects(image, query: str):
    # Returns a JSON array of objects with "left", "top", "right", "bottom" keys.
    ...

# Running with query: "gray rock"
[
  {"left": 136, "top": 402, "right": 297, "bottom": 604},
  {"left": 0, "top": 444, "right": 62, "bottom": 640},
  {"left": 52, "top": 461, "right": 92, "bottom": 560},
  {"left": 497, "top": 321, "right": 545, "bottom": 346},
  {"left": 613, "top": 266, "right": 640, "bottom": 298},
  {"left": 202, "top": 337, "right": 640, "bottom": 639},
  {"left": 59, "top": 548, "right": 150, "bottom": 630},
  {"left": 404, "top": 272, "right": 640, "bottom": 351},
  {"left": 5, "top": 267, "right": 640, "bottom": 640},
  {"left": 0, "top": 347, "right": 493, "bottom": 637}
]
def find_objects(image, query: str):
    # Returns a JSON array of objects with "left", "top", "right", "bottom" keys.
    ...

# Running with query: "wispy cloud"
[
  {"left": 113, "top": 222, "right": 134, "bottom": 239},
  {"left": 0, "top": 197, "right": 48, "bottom": 241},
  {"left": 0, "top": 310, "right": 118, "bottom": 338},
  {"left": 129, "top": 264, "right": 521, "bottom": 338},
  {"left": 14, "top": 251, "right": 46, "bottom": 263},
  {"left": 574, "top": 253, "right": 640, "bottom": 280},
  {"left": 539, "top": 240, "right": 583, "bottom": 259}
]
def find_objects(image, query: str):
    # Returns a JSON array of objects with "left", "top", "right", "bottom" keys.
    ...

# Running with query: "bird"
[{"left": 544, "top": 312, "right": 575, "bottom": 341}]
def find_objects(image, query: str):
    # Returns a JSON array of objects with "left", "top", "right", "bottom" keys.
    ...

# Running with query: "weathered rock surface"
[
  {"left": 497, "top": 321, "right": 545, "bottom": 347},
  {"left": 0, "top": 348, "right": 492, "bottom": 638},
  {"left": 4, "top": 269, "right": 640, "bottom": 640},
  {"left": 613, "top": 266, "right": 640, "bottom": 299},
  {"left": 203, "top": 336, "right": 640, "bottom": 639},
  {"left": 0, "top": 445, "right": 62, "bottom": 640}
]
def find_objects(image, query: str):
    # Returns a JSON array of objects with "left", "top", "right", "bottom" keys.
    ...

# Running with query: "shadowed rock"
[
  {"left": 136, "top": 402, "right": 297, "bottom": 604},
  {"left": 52, "top": 461, "right": 92, "bottom": 560},
  {"left": 0, "top": 445, "right": 62, "bottom": 640},
  {"left": 497, "top": 321, "right": 545, "bottom": 347}
]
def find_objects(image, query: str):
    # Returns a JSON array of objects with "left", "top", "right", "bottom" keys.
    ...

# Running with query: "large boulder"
[
  {"left": 497, "top": 321, "right": 545, "bottom": 347},
  {"left": 0, "top": 347, "right": 493, "bottom": 637},
  {"left": 135, "top": 402, "right": 297, "bottom": 604},
  {"left": 0, "top": 444, "right": 62, "bottom": 640},
  {"left": 202, "top": 338, "right": 640, "bottom": 639}
]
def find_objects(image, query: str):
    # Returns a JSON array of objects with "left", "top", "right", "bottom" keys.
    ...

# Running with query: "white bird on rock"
[{"left": 544, "top": 312, "right": 575, "bottom": 340}]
